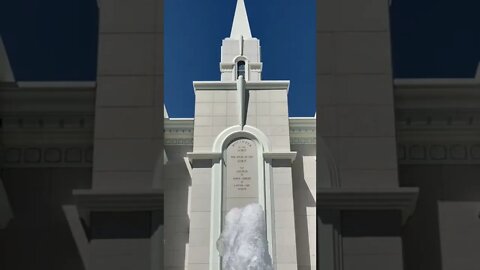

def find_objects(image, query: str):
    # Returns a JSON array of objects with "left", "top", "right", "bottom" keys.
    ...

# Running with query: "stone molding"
[
  {"left": 395, "top": 78, "right": 480, "bottom": 164},
  {"left": 263, "top": 152, "right": 297, "bottom": 162},
  {"left": 317, "top": 187, "right": 419, "bottom": 222},
  {"left": 164, "top": 118, "right": 316, "bottom": 146},
  {"left": 289, "top": 117, "right": 316, "bottom": 145},
  {"left": 164, "top": 118, "right": 194, "bottom": 145},
  {"left": 5, "top": 79, "right": 480, "bottom": 166},
  {"left": 0, "top": 82, "right": 95, "bottom": 167},
  {"left": 398, "top": 142, "right": 480, "bottom": 164},
  {"left": 2, "top": 113, "right": 94, "bottom": 132},
  {"left": 186, "top": 152, "right": 222, "bottom": 162},
  {"left": 2, "top": 145, "right": 93, "bottom": 167},
  {"left": 73, "top": 189, "right": 164, "bottom": 211},
  {"left": 193, "top": 80, "right": 290, "bottom": 92}
]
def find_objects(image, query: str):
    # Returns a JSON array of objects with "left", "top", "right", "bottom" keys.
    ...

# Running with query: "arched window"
[{"left": 237, "top": 61, "right": 245, "bottom": 78}]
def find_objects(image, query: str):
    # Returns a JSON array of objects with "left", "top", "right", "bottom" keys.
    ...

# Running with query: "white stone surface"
[
  {"left": 94, "top": 108, "right": 154, "bottom": 139},
  {"left": 164, "top": 1, "right": 317, "bottom": 269},
  {"left": 98, "top": 0, "right": 159, "bottom": 33},
  {"left": 230, "top": 0, "right": 252, "bottom": 39},
  {"left": 97, "top": 34, "right": 157, "bottom": 75},
  {"left": 96, "top": 76, "right": 156, "bottom": 107},
  {"left": 223, "top": 139, "right": 259, "bottom": 212}
]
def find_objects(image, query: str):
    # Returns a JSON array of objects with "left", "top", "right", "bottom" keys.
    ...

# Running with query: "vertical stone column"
[
  {"left": 253, "top": 89, "right": 298, "bottom": 269},
  {"left": 317, "top": 0, "right": 409, "bottom": 269},
  {"left": 83, "top": 0, "right": 164, "bottom": 269},
  {"left": 188, "top": 160, "right": 214, "bottom": 269},
  {"left": 188, "top": 83, "right": 298, "bottom": 270},
  {"left": 317, "top": 0, "right": 397, "bottom": 188},
  {"left": 94, "top": 0, "right": 163, "bottom": 190},
  {"left": 271, "top": 159, "right": 298, "bottom": 269}
]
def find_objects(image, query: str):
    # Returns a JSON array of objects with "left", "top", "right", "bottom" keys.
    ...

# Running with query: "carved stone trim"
[
  {"left": 263, "top": 151, "right": 297, "bottom": 161},
  {"left": 164, "top": 118, "right": 194, "bottom": 145},
  {"left": 220, "top": 62, "right": 234, "bottom": 72},
  {"left": 186, "top": 152, "right": 222, "bottom": 162},
  {"left": 396, "top": 109, "right": 480, "bottom": 131},
  {"left": 1, "top": 145, "right": 93, "bottom": 167},
  {"left": 398, "top": 143, "right": 480, "bottom": 164},
  {"left": 289, "top": 120, "right": 316, "bottom": 145},
  {"left": 1, "top": 114, "right": 95, "bottom": 131},
  {"left": 317, "top": 187, "right": 419, "bottom": 223},
  {"left": 249, "top": 62, "right": 263, "bottom": 71},
  {"left": 193, "top": 80, "right": 290, "bottom": 92},
  {"left": 164, "top": 118, "right": 316, "bottom": 145}
]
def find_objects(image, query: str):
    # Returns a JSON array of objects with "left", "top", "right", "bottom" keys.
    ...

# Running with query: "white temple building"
[{"left": 3, "top": 0, "right": 480, "bottom": 269}]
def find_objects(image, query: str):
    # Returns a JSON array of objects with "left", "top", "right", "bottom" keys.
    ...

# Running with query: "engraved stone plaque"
[{"left": 223, "top": 138, "right": 259, "bottom": 213}]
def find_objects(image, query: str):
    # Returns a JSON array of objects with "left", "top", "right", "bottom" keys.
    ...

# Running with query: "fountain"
[{"left": 216, "top": 203, "right": 273, "bottom": 270}]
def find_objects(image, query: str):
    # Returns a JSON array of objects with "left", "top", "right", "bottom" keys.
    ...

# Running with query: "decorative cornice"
[
  {"left": 289, "top": 117, "right": 316, "bottom": 145},
  {"left": 164, "top": 118, "right": 194, "bottom": 145},
  {"left": 0, "top": 88, "right": 95, "bottom": 113},
  {"left": 16, "top": 81, "right": 96, "bottom": 88},
  {"left": 186, "top": 152, "right": 222, "bottom": 162},
  {"left": 1, "top": 113, "right": 95, "bottom": 131},
  {"left": 163, "top": 118, "right": 316, "bottom": 146},
  {"left": 394, "top": 78, "right": 480, "bottom": 109},
  {"left": 397, "top": 142, "right": 480, "bottom": 164},
  {"left": 246, "top": 81, "right": 290, "bottom": 92},
  {"left": 219, "top": 62, "right": 262, "bottom": 72},
  {"left": 73, "top": 189, "right": 164, "bottom": 211},
  {"left": 1, "top": 145, "right": 93, "bottom": 168},
  {"left": 249, "top": 62, "right": 262, "bottom": 71},
  {"left": 263, "top": 151, "right": 297, "bottom": 162},
  {"left": 394, "top": 78, "right": 480, "bottom": 88},
  {"left": 394, "top": 78, "right": 480, "bottom": 164},
  {"left": 193, "top": 80, "right": 290, "bottom": 92},
  {"left": 396, "top": 109, "right": 480, "bottom": 141},
  {"left": 220, "top": 63, "right": 234, "bottom": 72},
  {"left": 317, "top": 187, "right": 419, "bottom": 223}
]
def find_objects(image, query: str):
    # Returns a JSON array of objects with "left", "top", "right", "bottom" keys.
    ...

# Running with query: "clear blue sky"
[{"left": 1, "top": 0, "right": 479, "bottom": 117}]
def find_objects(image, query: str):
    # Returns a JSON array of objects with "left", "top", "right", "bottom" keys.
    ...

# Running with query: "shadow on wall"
[
  {"left": 316, "top": 136, "right": 342, "bottom": 269},
  {"left": 317, "top": 136, "right": 340, "bottom": 189},
  {"left": 164, "top": 145, "right": 192, "bottom": 269},
  {"left": 0, "top": 177, "right": 13, "bottom": 228},
  {"left": 0, "top": 168, "right": 91, "bottom": 270},
  {"left": 292, "top": 153, "right": 316, "bottom": 268}
]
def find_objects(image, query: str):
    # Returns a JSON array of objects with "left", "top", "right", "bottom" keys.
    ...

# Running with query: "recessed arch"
[
  {"left": 232, "top": 55, "right": 249, "bottom": 81},
  {"left": 212, "top": 125, "right": 271, "bottom": 153},
  {"left": 209, "top": 124, "right": 275, "bottom": 268}
]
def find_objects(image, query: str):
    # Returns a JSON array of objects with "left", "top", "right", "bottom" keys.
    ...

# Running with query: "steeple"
[
  {"left": 230, "top": 0, "right": 252, "bottom": 39},
  {"left": 221, "top": 0, "right": 261, "bottom": 81}
]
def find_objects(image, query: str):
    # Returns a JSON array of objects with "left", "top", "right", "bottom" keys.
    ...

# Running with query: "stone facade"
[
  {"left": 0, "top": 1, "right": 479, "bottom": 270},
  {"left": 164, "top": 1, "right": 316, "bottom": 269}
]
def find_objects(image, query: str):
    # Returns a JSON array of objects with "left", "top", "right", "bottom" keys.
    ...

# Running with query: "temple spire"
[{"left": 230, "top": 0, "right": 252, "bottom": 39}]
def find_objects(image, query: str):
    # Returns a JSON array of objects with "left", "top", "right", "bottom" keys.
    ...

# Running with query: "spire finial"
[{"left": 230, "top": 0, "right": 252, "bottom": 39}]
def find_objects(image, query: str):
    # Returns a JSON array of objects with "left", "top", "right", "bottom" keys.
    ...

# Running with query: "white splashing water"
[{"left": 216, "top": 203, "right": 273, "bottom": 270}]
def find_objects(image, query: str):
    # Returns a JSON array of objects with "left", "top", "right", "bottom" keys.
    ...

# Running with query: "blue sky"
[
  {"left": 1, "top": 0, "right": 479, "bottom": 117},
  {"left": 390, "top": 0, "right": 480, "bottom": 78},
  {"left": 0, "top": 0, "right": 98, "bottom": 81},
  {"left": 164, "top": 0, "right": 316, "bottom": 117}
]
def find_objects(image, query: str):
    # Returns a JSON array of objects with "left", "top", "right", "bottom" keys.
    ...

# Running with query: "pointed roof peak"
[
  {"left": 0, "top": 36, "right": 15, "bottom": 83},
  {"left": 230, "top": 0, "right": 252, "bottom": 39}
]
